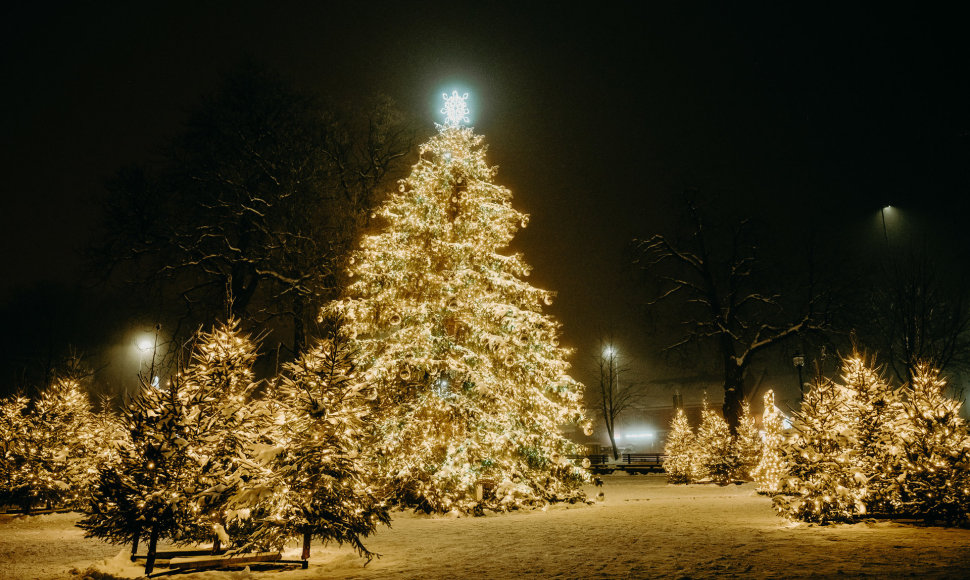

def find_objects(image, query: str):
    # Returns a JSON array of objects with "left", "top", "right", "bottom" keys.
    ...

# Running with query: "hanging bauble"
[
  {"left": 451, "top": 196, "right": 458, "bottom": 203},
  {"left": 582, "top": 420, "right": 594, "bottom": 436},
  {"left": 349, "top": 257, "right": 355, "bottom": 265},
  {"left": 543, "top": 294, "right": 553, "bottom": 306},
  {"left": 389, "top": 313, "right": 402, "bottom": 326},
  {"left": 516, "top": 333, "right": 529, "bottom": 346},
  {"left": 504, "top": 355, "right": 515, "bottom": 368},
  {"left": 446, "top": 296, "right": 459, "bottom": 310},
  {"left": 582, "top": 457, "right": 592, "bottom": 469},
  {"left": 400, "top": 367, "right": 411, "bottom": 381},
  {"left": 551, "top": 452, "right": 561, "bottom": 464}
]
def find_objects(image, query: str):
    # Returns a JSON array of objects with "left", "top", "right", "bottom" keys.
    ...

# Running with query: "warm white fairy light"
[{"left": 331, "top": 107, "right": 588, "bottom": 513}]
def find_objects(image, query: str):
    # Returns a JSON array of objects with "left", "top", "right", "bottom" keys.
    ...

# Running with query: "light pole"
[{"left": 792, "top": 352, "right": 805, "bottom": 402}]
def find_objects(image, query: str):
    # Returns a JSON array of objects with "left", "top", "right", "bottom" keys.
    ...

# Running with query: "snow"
[{"left": 5, "top": 474, "right": 970, "bottom": 579}]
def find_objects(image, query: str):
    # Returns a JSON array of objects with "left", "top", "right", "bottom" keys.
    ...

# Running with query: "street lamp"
[{"left": 792, "top": 352, "right": 805, "bottom": 401}]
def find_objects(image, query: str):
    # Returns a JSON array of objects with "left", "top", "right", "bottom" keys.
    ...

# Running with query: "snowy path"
[{"left": 4, "top": 474, "right": 970, "bottom": 579}]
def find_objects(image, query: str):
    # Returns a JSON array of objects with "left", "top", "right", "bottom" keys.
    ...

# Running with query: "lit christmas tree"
[
  {"left": 0, "top": 393, "right": 32, "bottom": 512},
  {"left": 181, "top": 319, "right": 263, "bottom": 551},
  {"left": 896, "top": 363, "right": 970, "bottom": 524},
  {"left": 732, "top": 400, "right": 762, "bottom": 481},
  {"left": 775, "top": 371, "right": 866, "bottom": 523},
  {"left": 840, "top": 353, "right": 903, "bottom": 515},
  {"left": 752, "top": 390, "right": 786, "bottom": 494},
  {"left": 232, "top": 315, "right": 389, "bottom": 562},
  {"left": 27, "top": 360, "right": 100, "bottom": 510},
  {"left": 663, "top": 408, "right": 699, "bottom": 484},
  {"left": 331, "top": 91, "right": 589, "bottom": 513},
  {"left": 79, "top": 371, "right": 206, "bottom": 575},
  {"left": 695, "top": 398, "right": 735, "bottom": 485}
]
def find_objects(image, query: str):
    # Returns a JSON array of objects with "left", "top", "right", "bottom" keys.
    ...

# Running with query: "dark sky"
[{"left": 2, "top": 2, "right": 969, "bottom": 395}]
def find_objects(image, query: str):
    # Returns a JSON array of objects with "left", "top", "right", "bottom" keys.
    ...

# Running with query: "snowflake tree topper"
[{"left": 441, "top": 90, "right": 470, "bottom": 126}]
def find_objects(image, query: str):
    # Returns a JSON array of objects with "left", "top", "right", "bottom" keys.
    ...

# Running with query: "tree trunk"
[
  {"left": 144, "top": 523, "right": 160, "bottom": 576},
  {"left": 722, "top": 360, "right": 746, "bottom": 434},
  {"left": 293, "top": 297, "right": 306, "bottom": 355},
  {"left": 606, "top": 425, "right": 620, "bottom": 461},
  {"left": 301, "top": 531, "right": 311, "bottom": 560},
  {"left": 130, "top": 530, "right": 140, "bottom": 560},
  {"left": 213, "top": 536, "right": 221, "bottom": 555}
]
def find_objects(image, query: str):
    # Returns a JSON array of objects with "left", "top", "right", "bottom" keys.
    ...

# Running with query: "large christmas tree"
[{"left": 331, "top": 92, "right": 589, "bottom": 513}]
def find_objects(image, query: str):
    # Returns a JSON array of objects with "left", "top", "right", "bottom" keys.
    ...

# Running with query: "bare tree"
[
  {"left": 634, "top": 196, "right": 825, "bottom": 432},
  {"left": 594, "top": 335, "right": 641, "bottom": 460},
  {"left": 873, "top": 249, "right": 970, "bottom": 384},
  {"left": 91, "top": 62, "right": 416, "bottom": 354}
]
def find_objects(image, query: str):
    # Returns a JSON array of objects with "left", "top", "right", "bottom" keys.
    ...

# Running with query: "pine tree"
[
  {"left": 732, "top": 400, "right": 761, "bottom": 481},
  {"left": 775, "top": 372, "right": 866, "bottom": 523},
  {"left": 0, "top": 394, "right": 31, "bottom": 512},
  {"left": 663, "top": 408, "right": 699, "bottom": 484},
  {"left": 695, "top": 399, "right": 735, "bottom": 485},
  {"left": 233, "top": 315, "right": 389, "bottom": 561},
  {"left": 752, "top": 390, "right": 786, "bottom": 494},
  {"left": 896, "top": 363, "right": 970, "bottom": 524},
  {"left": 28, "top": 359, "right": 100, "bottom": 510},
  {"left": 331, "top": 92, "right": 588, "bottom": 513},
  {"left": 181, "top": 319, "right": 263, "bottom": 550},
  {"left": 79, "top": 371, "right": 206, "bottom": 575},
  {"left": 840, "top": 353, "right": 903, "bottom": 515}
]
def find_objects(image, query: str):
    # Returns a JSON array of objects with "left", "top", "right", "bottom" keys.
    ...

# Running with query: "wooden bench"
[
  {"left": 621, "top": 453, "right": 666, "bottom": 473},
  {"left": 133, "top": 550, "right": 308, "bottom": 576}
]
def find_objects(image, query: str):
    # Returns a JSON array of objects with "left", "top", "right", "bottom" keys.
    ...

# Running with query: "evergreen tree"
[
  {"left": 0, "top": 394, "right": 31, "bottom": 511},
  {"left": 27, "top": 361, "right": 100, "bottom": 510},
  {"left": 233, "top": 315, "right": 389, "bottom": 561},
  {"left": 732, "top": 400, "right": 761, "bottom": 481},
  {"left": 840, "top": 353, "right": 903, "bottom": 515},
  {"left": 695, "top": 399, "right": 735, "bottom": 485},
  {"left": 896, "top": 363, "right": 970, "bottom": 524},
  {"left": 663, "top": 408, "right": 699, "bottom": 484},
  {"left": 775, "top": 372, "right": 866, "bottom": 523},
  {"left": 181, "top": 319, "right": 263, "bottom": 550},
  {"left": 752, "top": 390, "right": 786, "bottom": 494},
  {"left": 79, "top": 372, "right": 206, "bottom": 575},
  {"left": 331, "top": 92, "right": 588, "bottom": 513}
]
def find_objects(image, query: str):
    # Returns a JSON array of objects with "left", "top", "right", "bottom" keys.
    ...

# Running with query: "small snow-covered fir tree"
[
  {"left": 233, "top": 315, "right": 389, "bottom": 561},
  {"left": 896, "top": 363, "right": 970, "bottom": 524},
  {"left": 331, "top": 92, "right": 588, "bottom": 513},
  {"left": 79, "top": 370, "right": 206, "bottom": 575},
  {"left": 663, "top": 408, "right": 699, "bottom": 484},
  {"left": 0, "top": 394, "right": 31, "bottom": 511},
  {"left": 752, "top": 390, "right": 786, "bottom": 494},
  {"left": 181, "top": 319, "right": 263, "bottom": 550},
  {"left": 732, "top": 400, "right": 761, "bottom": 481},
  {"left": 27, "top": 359, "right": 100, "bottom": 510},
  {"left": 775, "top": 371, "right": 866, "bottom": 523},
  {"left": 695, "top": 399, "right": 735, "bottom": 485},
  {"left": 840, "top": 353, "right": 903, "bottom": 515}
]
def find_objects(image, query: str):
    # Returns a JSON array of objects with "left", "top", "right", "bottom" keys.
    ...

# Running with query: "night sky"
[{"left": 3, "top": 2, "right": 969, "bottom": 395}]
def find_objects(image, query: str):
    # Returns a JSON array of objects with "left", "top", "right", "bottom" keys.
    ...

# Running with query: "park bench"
[
  {"left": 620, "top": 453, "right": 666, "bottom": 473},
  {"left": 132, "top": 549, "right": 308, "bottom": 576}
]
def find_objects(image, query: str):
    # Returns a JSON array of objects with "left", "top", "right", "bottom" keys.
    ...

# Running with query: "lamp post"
[{"left": 792, "top": 352, "right": 805, "bottom": 402}]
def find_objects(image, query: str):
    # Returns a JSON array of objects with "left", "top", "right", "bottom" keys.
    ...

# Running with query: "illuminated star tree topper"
[{"left": 441, "top": 90, "right": 470, "bottom": 125}]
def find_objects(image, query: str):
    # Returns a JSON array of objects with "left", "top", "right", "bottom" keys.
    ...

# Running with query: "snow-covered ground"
[{"left": 4, "top": 474, "right": 970, "bottom": 579}]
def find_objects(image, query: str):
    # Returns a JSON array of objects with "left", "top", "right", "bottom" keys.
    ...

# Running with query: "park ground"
[{"left": 3, "top": 474, "right": 970, "bottom": 579}]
